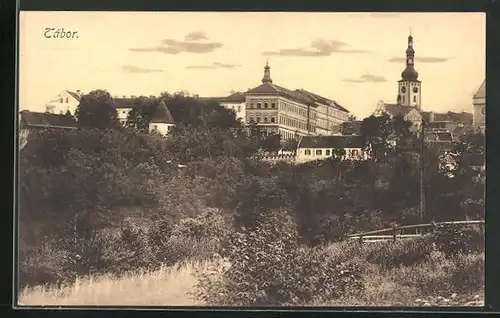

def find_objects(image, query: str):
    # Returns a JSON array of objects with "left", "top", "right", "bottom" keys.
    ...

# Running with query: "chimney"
[{"left": 76, "top": 89, "right": 81, "bottom": 95}]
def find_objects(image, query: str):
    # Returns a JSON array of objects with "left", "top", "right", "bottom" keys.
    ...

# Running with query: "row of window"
[
  {"left": 248, "top": 102, "right": 277, "bottom": 109},
  {"left": 303, "top": 149, "right": 360, "bottom": 156},
  {"left": 59, "top": 97, "right": 69, "bottom": 103},
  {"left": 400, "top": 95, "right": 418, "bottom": 104},
  {"left": 248, "top": 117, "right": 276, "bottom": 124},
  {"left": 280, "top": 116, "right": 307, "bottom": 131}
]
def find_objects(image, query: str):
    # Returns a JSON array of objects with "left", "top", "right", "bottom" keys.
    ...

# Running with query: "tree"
[
  {"left": 261, "top": 133, "right": 281, "bottom": 153},
  {"left": 126, "top": 96, "right": 159, "bottom": 132},
  {"left": 282, "top": 138, "right": 298, "bottom": 152},
  {"left": 75, "top": 90, "right": 119, "bottom": 130},
  {"left": 360, "top": 114, "right": 393, "bottom": 162}
]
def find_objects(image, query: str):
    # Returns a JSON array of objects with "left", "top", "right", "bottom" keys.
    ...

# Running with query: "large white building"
[
  {"left": 44, "top": 90, "right": 83, "bottom": 115},
  {"left": 295, "top": 135, "right": 367, "bottom": 164}
]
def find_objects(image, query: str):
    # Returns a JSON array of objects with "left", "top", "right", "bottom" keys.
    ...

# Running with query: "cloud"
[
  {"left": 185, "top": 62, "right": 241, "bottom": 70},
  {"left": 185, "top": 31, "right": 209, "bottom": 41},
  {"left": 121, "top": 65, "right": 165, "bottom": 73},
  {"left": 342, "top": 74, "right": 387, "bottom": 83},
  {"left": 388, "top": 56, "right": 450, "bottom": 63},
  {"left": 263, "top": 39, "right": 370, "bottom": 57},
  {"left": 369, "top": 13, "right": 400, "bottom": 18},
  {"left": 129, "top": 33, "right": 223, "bottom": 55}
]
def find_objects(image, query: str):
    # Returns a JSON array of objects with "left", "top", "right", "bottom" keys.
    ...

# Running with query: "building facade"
[
  {"left": 44, "top": 90, "right": 82, "bottom": 115},
  {"left": 472, "top": 79, "right": 485, "bottom": 132},
  {"left": 295, "top": 135, "right": 367, "bottom": 164},
  {"left": 245, "top": 62, "right": 350, "bottom": 140}
]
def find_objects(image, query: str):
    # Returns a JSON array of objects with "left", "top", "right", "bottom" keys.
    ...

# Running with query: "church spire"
[
  {"left": 262, "top": 60, "right": 273, "bottom": 83},
  {"left": 401, "top": 33, "right": 419, "bottom": 81}
]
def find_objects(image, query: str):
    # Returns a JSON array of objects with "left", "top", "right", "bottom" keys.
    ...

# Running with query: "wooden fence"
[{"left": 347, "top": 220, "right": 484, "bottom": 244}]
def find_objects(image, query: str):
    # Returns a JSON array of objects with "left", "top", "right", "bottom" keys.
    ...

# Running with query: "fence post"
[{"left": 392, "top": 226, "right": 398, "bottom": 243}]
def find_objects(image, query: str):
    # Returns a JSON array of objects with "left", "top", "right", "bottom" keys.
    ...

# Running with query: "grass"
[{"left": 18, "top": 242, "right": 484, "bottom": 307}]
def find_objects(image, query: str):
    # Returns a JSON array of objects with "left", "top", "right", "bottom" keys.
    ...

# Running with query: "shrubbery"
[{"left": 193, "top": 210, "right": 364, "bottom": 306}]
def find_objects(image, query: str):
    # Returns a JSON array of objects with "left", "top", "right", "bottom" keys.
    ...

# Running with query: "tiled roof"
[
  {"left": 420, "top": 111, "right": 431, "bottom": 122},
  {"left": 383, "top": 104, "right": 417, "bottom": 117},
  {"left": 150, "top": 101, "right": 175, "bottom": 124},
  {"left": 247, "top": 82, "right": 315, "bottom": 106},
  {"left": 473, "top": 80, "right": 485, "bottom": 99},
  {"left": 114, "top": 98, "right": 144, "bottom": 109},
  {"left": 66, "top": 91, "right": 82, "bottom": 102},
  {"left": 298, "top": 135, "right": 365, "bottom": 149},
  {"left": 447, "top": 111, "right": 473, "bottom": 123},
  {"left": 200, "top": 92, "right": 246, "bottom": 103},
  {"left": 295, "top": 89, "right": 350, "bottom": 113},
  {"left": 424, "top": 131, "right": 453, "bottom": 142},
  {"left": 20, "top": 110, "right": 77, "bottom": 129}
]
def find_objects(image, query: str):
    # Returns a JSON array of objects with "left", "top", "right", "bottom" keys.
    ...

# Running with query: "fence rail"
[{"left": 347, "top": 219, "right": 484, "bottom": 244}]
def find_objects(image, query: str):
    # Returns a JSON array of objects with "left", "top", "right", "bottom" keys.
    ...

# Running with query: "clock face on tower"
[
  {"left": 413, "top": 87, "right": 418, "bottom": 93},
  {"left": 401, "top": 87, "right": 406, "bottom": 93}
]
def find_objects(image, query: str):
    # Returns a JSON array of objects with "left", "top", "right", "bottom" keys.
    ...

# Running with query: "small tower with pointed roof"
[
  {"left": 149, "top": 100, "right": 176, "bottom": 136},
  {"left": 397, "top": 33, "right": 422, "bottom": 109},
  {"left": 261, "top": 60, "right": 273, "bottom": 84}
]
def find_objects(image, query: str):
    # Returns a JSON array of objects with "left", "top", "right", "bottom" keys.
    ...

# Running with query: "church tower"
[
  {"left": 397, "top": 34, "right": 421, "bottom": 109},
  {"left": 262, "top": 60, "right": 273, "bottom": 84}
]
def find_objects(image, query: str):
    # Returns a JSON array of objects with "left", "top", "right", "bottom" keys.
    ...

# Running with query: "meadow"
[{"left": 19, "top": 238, "right": 484, "bottom": 307}]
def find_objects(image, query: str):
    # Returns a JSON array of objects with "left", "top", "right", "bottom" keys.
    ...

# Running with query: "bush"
[
  {"left": 432, "top": 224, "right": 484, "bottom": 258},
  {"left": 366, "top": 236, "right": 435, "bottom": 269},
  {"left": 193, "top": 209, "right": 364, "bottom": 306}
]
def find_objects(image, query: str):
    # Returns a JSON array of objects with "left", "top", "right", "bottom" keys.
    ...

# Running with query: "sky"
[{"left": 19, "top": 11, "right": 485, "bottom": 119}]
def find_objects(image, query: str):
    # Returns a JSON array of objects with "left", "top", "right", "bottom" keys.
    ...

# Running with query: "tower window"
[{"left": 413, "top": 96, "right": 416, "bottom": 102}]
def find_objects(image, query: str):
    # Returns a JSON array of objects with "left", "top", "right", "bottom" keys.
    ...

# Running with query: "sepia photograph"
[{"left": 17, "top": 11, "right": 485, "bottom": 307}]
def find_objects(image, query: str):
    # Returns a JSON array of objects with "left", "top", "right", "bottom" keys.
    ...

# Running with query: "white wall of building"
[
  {"left": 296, "top": 147, "right": 367, "bottom": 164},
  {"left": 45, "top": 90, "right": 81, "bottom": 115},
  {"left": 220, "top": 101, "right": 246, "bottom": 122},
  {"left": 149, "top": 122, "right": 175, "bottom": 136}
]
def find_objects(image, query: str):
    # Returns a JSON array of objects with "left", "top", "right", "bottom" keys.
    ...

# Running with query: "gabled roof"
[
  {"left": 298, "top": 135, "right": 365, "bottom": 149},
  {"left": 383, "top": 104, "right": 417, "bottom": 117},
  {"left": 20, "top": 110, "right": 77, "bottom": 129},
  {"left": 66, "top": 90, "right": 82, "bottom": 102},
  {"left": 447, "top": 111, "right": 473, "bottom": 123},
  {"left": 473, "top": 79, "right": 485, "bottom": 99},
  {"left": 150, "top": 101, "right": 175, "bottom": 124},
  {"left": 247, "top": 82, "right": 315, "bottom": 106},
  {"left": 420, "top": 111, "right": 431, "bottom": 122}
]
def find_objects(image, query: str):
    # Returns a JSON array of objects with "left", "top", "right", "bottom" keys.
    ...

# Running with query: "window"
[
  {"left": 271, "top": 117, "right": 275, "bottom": 123},
  {"left": 316, "top": 149, "right": 322, "bottom": 155},
  {"left": 237, "top": 105, "right": 241, "bottom": 112},
  {"left": 256, "top": 117, "right": 261, "bottom": 123},
  {"left": 257, "top": 103, "right": 261, "bottom": 109},
  {"left": 65, "top": 97, "right": 69, "bottom": 103},
  {"left": 249, "top": 103, "right": 253, "bottom": 108},
  {"left": 305, "top": 150, "right": 311, "bottom": 156},
  {"left": 264, "top": 103, "right": 268, "bottom": 108},
  {"left": 413, "top": 96, "right": 416, "bottom": 103},
  {"left": 264, "top": 117, "right": 268, "bottom": 123},
  {"left": 326, "top": 149, "right": 331, "bottom": 156},
  {"left": 152, "top": 125, "right": 158, "bottom": 130},
  {"left": 271, "top": 103, "right": 276, "bottom": 108},
  {"left": 60, "top": 98, "right": 64, "bottom": 103}
]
